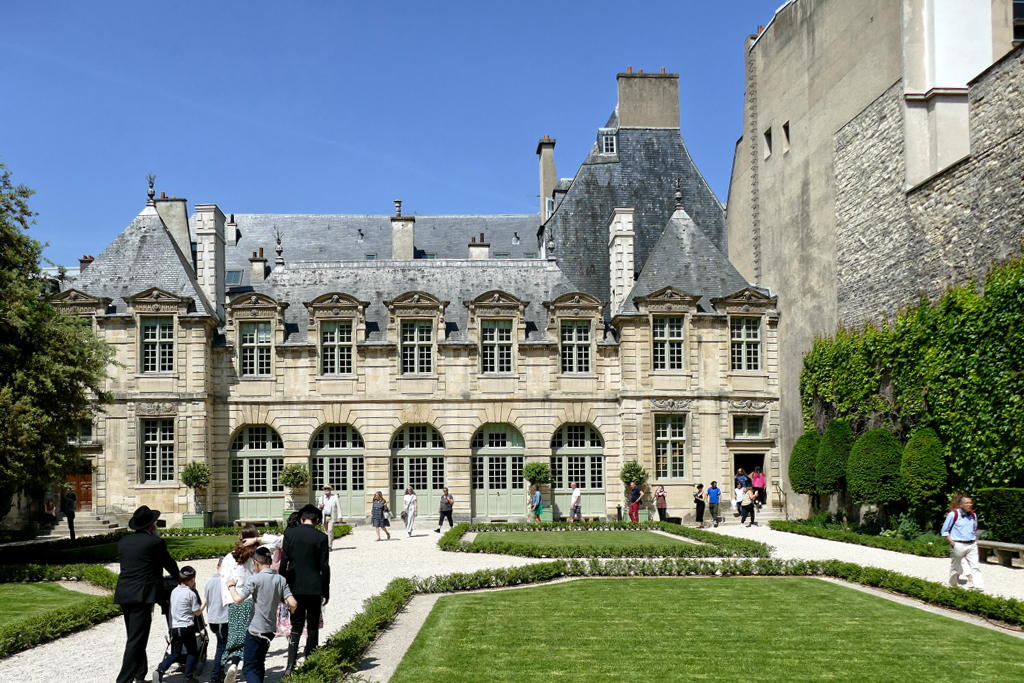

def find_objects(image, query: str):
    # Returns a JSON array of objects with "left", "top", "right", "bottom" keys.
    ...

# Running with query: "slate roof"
[
  {"left": 620, "top": 208, "right": 752, "bottom": 313},
  {"left": 250, "top": 258, "right": 577, "bottom": 344},
  {"left": 72, "top": 205, "right": 213, "bottom": 316},
  {"left": 542, "top": 116, "right": 727, "bottom": 307},
  {"left": 211, "top": 213, "right": 541, "bottom": 288}
]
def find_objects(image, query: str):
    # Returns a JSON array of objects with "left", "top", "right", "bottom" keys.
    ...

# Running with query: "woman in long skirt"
[
  {"left": 693, "top": 483, "right": 707, "bottom": 528},
  {"left": 403, "top": 487, "right": 417, "bottom": 537},
  {"left": 371, "top": 491, "right": 391, "bottom": 541}
]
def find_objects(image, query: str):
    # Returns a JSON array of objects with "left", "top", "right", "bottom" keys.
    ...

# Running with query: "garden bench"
[
  {"left": 977, "top": 540, "right": 1023, "bottom": 567},
  {"left": 233, "top": 518, "right": 279, "bottom": 528}
]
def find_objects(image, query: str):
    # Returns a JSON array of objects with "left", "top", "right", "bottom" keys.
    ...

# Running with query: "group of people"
[
  {"left": 689, "top": 468, "right": 766, "bottom": 528},
  {"left": 113, "top": 501, "right": 331, "bottom": 683},
  {"left": 368, "top": 485, "right": 457, "bottom": 540}
]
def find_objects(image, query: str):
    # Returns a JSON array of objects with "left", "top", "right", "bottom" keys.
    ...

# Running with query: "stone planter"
[
  {"left": 639, "top": 507, "right": 650, "bottom": 522},
  {"left": 182, "top": 512, "right": 211, "bottom": 529},
  {"left": 285, "top": 486, "right": 309, "bottom": 511}
]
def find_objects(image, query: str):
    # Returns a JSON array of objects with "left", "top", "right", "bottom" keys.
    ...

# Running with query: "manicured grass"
[
  {"left": 51, "top": 534, "right": 237, "bottom": 564},
  {"left": 471, "top": 530, "right": 692, "bottom": 551},
  {"left": 0, "top": 583, "right": 96, "bottom": 627},
  {"left": 390, "top": 578, "right": 1024, "bottom": 683}
]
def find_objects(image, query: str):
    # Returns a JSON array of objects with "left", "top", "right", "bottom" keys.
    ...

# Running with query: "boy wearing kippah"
[
  {"left": 153, "top": 565, "right": 205, "bottom": 683},
  {"left": 226, "top": 546, "right": 296, "bottom": 683}
]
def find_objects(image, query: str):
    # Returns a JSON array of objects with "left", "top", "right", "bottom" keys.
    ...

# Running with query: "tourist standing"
[
  {"left": 403, "top": 487, "right": 418, "bottom": 536},
  {"left": 61, "top": 485, "right": 77, "bottom": 540},
  {"left": 317, "top": 485, "right": 341, "bottom": 550},
  {"left": 750, "top": 467, "right": 767, "bottom": 510},
  {"left": 706, "top": 482, "right": 722, "bottom": 527},
  {"left": 152, "top": 566, "right": 204, "bottom": 683},
  {"left": 941, "top": 494, "right": 985, "bottom": 592},
  {"left": 654, "top": 485, "right": 668, "bottom": 521},
  {"left": 113, "top": 505, "right": 179, "bottom": 683},
  {"left": 371, "top": 491, "right": 391, "bottom": 541},
  {"left": 529, "top": 484, "right": 542, "bottom": 524},
  {"left": 693, "top": 484, "right": 707, "bottom": 528},
  {"left": 434, "top": 487, "right": 455, "bottom": 533},
  {"left": 733, "top": 485, "right": 744, "bottom": 517},
  {"left": 205, "top": 558, "right": 230, "bottom": 683},
  {"left": 741, "top": 486, "right": 758, "bottom": 527},
  {"left": 279, "top": 505, "right": 330, "bottom": 674},
  {"left": 568, "top": 482, "right": 582, "bottom": 527},
  {"left": 226, "top": 547, "right": 296, "bottom": 683},
  {"left": 735, "top": 468, "right": 750, "bottom": 490}
]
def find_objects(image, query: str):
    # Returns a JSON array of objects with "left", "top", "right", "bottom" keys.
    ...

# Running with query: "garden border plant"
[
  {"left": 284, "top": 557, "right": 1024, "bottom": 683},
  {"left": 0, "top": 564, "right": 121, "bottom": 659},
  {"left": 435, "top": 521, "right": 771, "bottom": 558},
  {"left": 768, "top": 520, "right": 949, "bottom": 558}
]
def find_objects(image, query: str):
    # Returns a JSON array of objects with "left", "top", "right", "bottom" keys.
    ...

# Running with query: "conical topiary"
[
  {"left": 847, "top": 428, "right": 903, "bottom": 506},
  {"left": 901, "top": 428, "right": 946, "bottom": 508},
  {"left": 815, "top": 420, "right": 854, "bottom": 495},
  {"left": 788, "top": 430, "right": 820, "bottom": 496}
]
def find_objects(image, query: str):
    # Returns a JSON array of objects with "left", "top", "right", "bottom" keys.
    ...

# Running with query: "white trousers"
[
  {"left": 323, "top": 515, "right": 335, "bottom": 549},
  {"left": 949, "top": 541, "right": 984, "bottom": 591}
]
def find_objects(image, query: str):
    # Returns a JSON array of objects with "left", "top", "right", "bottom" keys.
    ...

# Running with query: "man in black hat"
[
  {"left": 114, "top": 505, "right": 179, "bottom": 683},
  {"left": 279, "top": 503, "right": 330, "bottom": 673}
]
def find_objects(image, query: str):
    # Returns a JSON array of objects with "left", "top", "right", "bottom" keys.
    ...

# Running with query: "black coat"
[
  {"left": 279, "top": 523, "right": 330, "bottom": 599},
  {"left": 113, "top": 530, "right": 179, "bottom": 605}
]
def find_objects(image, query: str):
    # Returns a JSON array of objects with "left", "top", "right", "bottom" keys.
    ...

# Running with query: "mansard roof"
[
  {"left": 247, "top": 258, "right": 575, "bottom": 344},
  {"left": 542, "top": 115, "right": 727, "bottom": 300},
  {"left": 72, "top": 205, "right": 214, "bottom": 316},
  {"left": 619, "top": 208, "right": 751, "bottom": 314}
]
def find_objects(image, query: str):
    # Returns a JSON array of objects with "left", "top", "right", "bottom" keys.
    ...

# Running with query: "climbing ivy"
[{"left": 801, "top": 254, "right": 1024, "bottom": 490}]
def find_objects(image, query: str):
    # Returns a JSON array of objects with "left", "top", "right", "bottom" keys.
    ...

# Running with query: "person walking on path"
[
  {"left": 628, "top": 481, "right": 643, "bottom": 524},
  {"left": 152, "top": 565, "right": 204, "bottom": 683},
  {"left": 434, "top": 487, "right": 455, "bottom": 533},
  {"left": 204, "top": 558, "right": 230, "bottom": 683},
  {"left": 568, "top": 482, "right": 582, "bottom": 527},
  {"left": 61, "top": 485, "right": 77, "bottom": 540},
  {"left": 279, "top": 505, "right": 330, "bottom": 674},
  {"left": 733, "top": 485, "right": 744, "bottom": 517},
  {"left": 654, "top": 485, "right": 668, "bottom": 521},
  {"left": 370, "top": 491, "right": 391, "bottom": 541},
  {"left": 529, "top": 484, "right": 542, "bottom": 524},
  {"left": 741, "top": 486, "right": 758, "bottom": 527},
  {"left": 941, "top": 493, "right": 985, "bottom": 592},
  {"left": 317, "top": 485, "right": 342, "bottom": 550},
  {"left": 402, "top": 487, "right": 418, "bottom": 536},
  {"left": 226, "top": 547, "right": 296, "bottom": 683},
  {"left": 750, "top": 467, "right": 767, "bottom": 510},
  {"left": 693, "top": 484, "right": 707, "bottom": 528},
  {"left": 114, "top": 505, "right": 179, "bottom": 683},
  {"left": 706, "top": 482, "right": 722, "bottom": 527}
]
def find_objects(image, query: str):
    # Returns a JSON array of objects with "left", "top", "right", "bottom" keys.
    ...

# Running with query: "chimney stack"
[
  {"left": 154, "top": 195, "right": 193, "bottom": 271},
  {"left": 194, "top": 204, "right": 226, "bottom": 321},
  {"left": 607, "top": 208, "right": 635, "bottom": 316},
  {"left": 536, "top": 135, "right": 557, "bottom": 222},
  {"left": 391, "top": 200, "right": 415, "bottom": 259},
  {"left": 468, "top": 233, "right": 490, "bottom": 259},
  {"left": 79, "top": 255, "right": 94, "bottom": 272},
  {"left": 249, "top": 247, "right": 268, "bottom": 283},
  {"left": 616, "top": 70, "right": 680, "bottom": 129}
]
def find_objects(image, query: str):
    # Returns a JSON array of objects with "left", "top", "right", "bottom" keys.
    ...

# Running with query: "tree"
[
  {"left": 788, "top": 430, "right": 820, "bottom": 496},
  {"left": 901, "top": 428, "right": 946, "bottom": 526},
  {"left": 0, "top": 161, "right": 113, "bottom": 512},
  {"left": 619, "top": 460, "right": 649, "bottom": 488},
  {"left": 815, "top": 420, "right": 854, "bottom": 495},
  {"left": 847, "top": 428, "right": 903, "bottom": 510}
]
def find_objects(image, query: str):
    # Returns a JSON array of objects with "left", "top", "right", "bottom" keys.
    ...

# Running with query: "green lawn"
[
  {"left": 470, "top": 530, "right": 693, "bottom": 551},
  {"left": 0, "top": 583, "right": 96, "bottom": 627},
  {"left": 51, "top": 534, "right": 237, "bottom": 564},
  {"left": 390, "top": 578, "right": 1024, "bottom": 682}
]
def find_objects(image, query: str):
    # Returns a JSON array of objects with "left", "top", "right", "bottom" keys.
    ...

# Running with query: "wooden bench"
[{"left": 977, "top": 540, "right": 1023, "bottom": 567}]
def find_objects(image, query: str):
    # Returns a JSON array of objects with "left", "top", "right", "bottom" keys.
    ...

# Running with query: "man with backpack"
[{"left": 941, "top": 494, "right": 984, "bottom": 592}]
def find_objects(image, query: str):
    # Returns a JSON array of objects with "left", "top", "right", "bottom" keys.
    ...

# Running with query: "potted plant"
[
  {"left": 280, "top": 463, "right": 311, "bottom": 525},
  {"left": 180, "top": 462, "right": 213, "bottom": 528},
  {"left": 619, "top": 460, "right": 650, "bottom": 522},
  {"left": 523, "top": 461, "right": 553, "bottom": 522}
]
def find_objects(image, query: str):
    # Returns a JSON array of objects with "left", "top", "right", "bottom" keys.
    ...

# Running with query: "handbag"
[{"left": 401, "top": 509, "right": 408, "bottom": 522}]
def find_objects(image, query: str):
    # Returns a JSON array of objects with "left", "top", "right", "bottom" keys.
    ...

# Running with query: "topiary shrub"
[
  {"left": 619, "top": 460, "right": 649, "bottom": 487},
  {"left": 815, "top": 420, "right": 854, "bottom": 495},
  {"left": 788, "top": 430, "right": 820, "bottom": 495},
  {"left": 901, "top": 428, "right": 946, "bottom": 522},
  {"left": 523, "top": 462, "right": 551, "bottom": 486},
  {"left": 280, "top": 463, "right": 311, "bottom": 489},
  {"left": 973, "top": 488, "right": 1024, "bottom": 544},
  {"left": 847, "top": 428, "right": 903, "bottom": 507}
]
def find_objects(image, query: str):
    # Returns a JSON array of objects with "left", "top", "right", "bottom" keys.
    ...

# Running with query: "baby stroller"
[{"left": 158, "top": 575, "right": 210, "bottom": 676}]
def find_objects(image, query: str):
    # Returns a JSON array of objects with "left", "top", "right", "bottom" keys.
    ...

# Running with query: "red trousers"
[{"left": 628, "top": 501, "right": 640, "bottom": 523}]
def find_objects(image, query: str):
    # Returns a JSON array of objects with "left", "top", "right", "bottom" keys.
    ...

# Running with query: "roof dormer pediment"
[
  {"left": 50, "top": 288, "right": 112, "bottom": 316},
  {"left": 385, "top": 291, "right": 448, "bottom": 313},
  {"left": 302, "top": 292, "right": 369, "bottom": 329},
  {"left": 710, "top": 287, "right": 778, "bottom": 313},
  {"left": 632, "top": 285, "right": 700, "bottom": 313}
]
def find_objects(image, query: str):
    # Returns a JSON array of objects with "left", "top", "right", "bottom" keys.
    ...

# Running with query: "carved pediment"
[
  {"left": 302, "top": 292, "right": 368, "bottom": 329},
  {"left": 124, "top": 287, "right": 193, "bottom": 314},
  {"left": 50, "top": 288, "right": 112, "bottom": 315},
  {"left": 710, "top": 287, "right": 778, "bottom": 312},
  {"left": 385, "top": 291, "right": 448, "bottom": 317},
  {"left": 464, "top": 290, "right": 528, "bottom": 320},
  {"left": 543, "top": 292, "right": 604, "bottom": 323},
  {"left": 633, "top": 286, "right": 700, "bottom": 313},
  {"left": 227, "top": 292, "right": 288, "bottom": 321}
]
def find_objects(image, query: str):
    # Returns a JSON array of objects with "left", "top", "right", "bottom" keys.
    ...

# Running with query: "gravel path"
[{"left": 0, "top": 523, "right": 1019, "bottom": 683}]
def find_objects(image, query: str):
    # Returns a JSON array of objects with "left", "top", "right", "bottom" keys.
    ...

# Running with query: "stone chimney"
[
  {"left": 608, "top": 207, "right": 635, "bottom": 316},
  {"left": 468, "top": 233, "right": 490, "bottom": 260},
  {"left": 616, "top": 69, "right": 679, "bottom": 129},
  {"left": 79, "top": 255, "right": 94, "bottom": 272},
  {"left": 154, "top": 193, "right": 192, "bottom": 271},
  {"left": 536, "top": 136, "right": 557, "bottom": 221},
  {"left": 249, "top": 248, "right": 268, "bottom": 283},
  {"left": 391, "top": 200, "right": 415, "bottom": 260},
  {"left": 194, "top": 204, "right": 226, "bottom": 321}
]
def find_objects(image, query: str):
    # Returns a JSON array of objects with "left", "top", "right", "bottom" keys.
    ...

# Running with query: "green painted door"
[
  {"left": 390, "top": 456, "right": 446, "bottom": 517},
  {"left": 312, "top": 455, "right": 366, "bottom": 518},
  {"left": 471, "top": 455, "right": 525, "bottom": 518},
  {"left": 229, "top": 456, "right": 285, "bottom": 522}
]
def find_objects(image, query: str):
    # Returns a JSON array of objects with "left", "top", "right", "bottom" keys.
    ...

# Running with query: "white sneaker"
[
  {"left": 224, "top": 663, "right": 237, "bottom": 683},
  {"left": 152, "top": 668, "right": 163, "bottom": 683}
]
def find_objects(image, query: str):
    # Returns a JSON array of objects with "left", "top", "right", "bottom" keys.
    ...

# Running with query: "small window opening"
[
  {"left": 763, "top": 128, "right": 773, "bottom": 159},
  {"left": 782, "top": 121, "right": 791, "bottom": 154}
]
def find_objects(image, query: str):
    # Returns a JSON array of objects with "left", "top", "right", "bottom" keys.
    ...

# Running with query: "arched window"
[
  {"left": 229, "top": 425, "right": 285, "bottom": 498},
  {"left": 549, "top": 424, "right": 604, "bottom": 491},
  {"left": 390, "top": 425, "right": 446, "bottom": 511},
  {"left": 470, "top": 424, "right": 525, "bottom": 520},
  {"left": 310, "top": 424, "right": 365, "bottom": 492}
]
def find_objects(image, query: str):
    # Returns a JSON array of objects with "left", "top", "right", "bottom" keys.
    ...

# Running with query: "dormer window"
[
  {"left": 225, "top": 270, "right": 243, "bottom": 286},
  {"left": 401, "top": 321, "right": 433, "bottom": 374},
  {"left": 601, "top": 134, "right": 617, "bottom": 154},
  {"left": 142, "top": 317, "right": 174, "bottom": 373}
]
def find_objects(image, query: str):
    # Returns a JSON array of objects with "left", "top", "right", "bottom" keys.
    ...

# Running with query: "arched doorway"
[
  {"left": 470, "top": 424, "right": 525, "bottom": 519},
  {"left": 390, "top": 425, "right": 446, "bottom": 515},
  {"left": 310, "top": 424, "right": 365, "bottom": 518},
  {"left": 549, "top": 423, "right": 606, "bottom": 519},
  {"left": 229, "top": 425, "right": 285, "bottom": 522}
]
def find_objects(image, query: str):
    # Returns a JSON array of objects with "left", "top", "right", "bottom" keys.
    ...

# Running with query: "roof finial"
[
  {"left": 394, "top": 199, "right": 402, "bottom": 217},
  {"left": 274, "top": 226, "right": 284, "bottom": 266},
  {"left": 146, "top": 173, "right": 156, "bottom": 206},
  {"left": 674, "top": 178, "right": 682, "bottom": 210}
]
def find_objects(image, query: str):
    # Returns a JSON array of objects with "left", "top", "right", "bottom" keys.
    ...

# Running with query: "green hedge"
[
  {"left": 901, "top": 428, "right": 947, "bottom": 508},
  {"left": 0, "top": 564, "right": 122, "bottom": 659},
  {"left": 847, "top": 428, "right": 903, "bottom": 506},
  {"left": 788, "top": 430, "right": 820, "bottom": 495},
  {"left": 436, "top": 521, "right": 771, "bottom": 558},
  {"left": 973, "top": 488, "right": 1024, "bottom": 544},
  {"left": 768, "top": 520, "right": 949, "bottom": 558},
  {"left": 816, "top": 420, "right": 854, "bottom": 495}
]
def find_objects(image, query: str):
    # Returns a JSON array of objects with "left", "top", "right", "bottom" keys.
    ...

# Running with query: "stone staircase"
[
  {"left": 37, "top": 511, "right": 125, "bottom": 540},
  {"left": 716, "top": 503, "right": 789, "bottom": 525}
]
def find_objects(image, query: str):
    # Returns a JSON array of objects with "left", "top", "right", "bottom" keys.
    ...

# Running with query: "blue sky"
[{"left": 1, "top": 1, "right": 781, "bottom": 267}]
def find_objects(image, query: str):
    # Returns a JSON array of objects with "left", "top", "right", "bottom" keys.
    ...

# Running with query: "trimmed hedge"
[
  {"left": 816, "top": 420, "right": 854, "bottom": 494},
  {"left": 847, "top": 428, "right": 903, "bottom": 506},
  {"left": 0, "top": 564, "right": 121, "bottom": 659},
  {"left": 768, "top": 520, "right": 948, "bottom": 558},
  {"left": 437, "top": 521, "right": 771, "bottom": 558},
  {"left": 901, "top": 428, "right": 947, "bottom": 508},
  {"left": 788, "top": 430, "right": 820, "bottom": 495},
  {"left": 973, "top": 488, "right": 1024, "bottom": 544}
]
